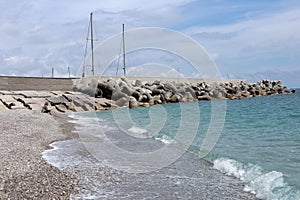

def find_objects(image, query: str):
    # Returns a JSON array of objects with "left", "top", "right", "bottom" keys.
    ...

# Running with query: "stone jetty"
[
  {"left": 0, "top": 78, "right": 295, "bottom": 113},
  {"left": 74, "top": 77, "right": 295, "bottom": 108}
]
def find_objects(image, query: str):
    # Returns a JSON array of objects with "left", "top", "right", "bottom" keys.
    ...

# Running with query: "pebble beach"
[{"left": 0, "top": 109, "right": 79, "bottom": 199}]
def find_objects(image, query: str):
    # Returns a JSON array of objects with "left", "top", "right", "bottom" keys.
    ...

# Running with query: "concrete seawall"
[
  {"left": 0, "top": 76, "right": 243, "bottom": 91},
  {"left": 0, "top": 76, "right": 78, "bottom": 91}
]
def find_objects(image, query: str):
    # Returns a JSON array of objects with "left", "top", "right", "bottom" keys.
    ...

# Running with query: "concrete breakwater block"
[
  {"left": 0, "top": 90, "right": 120, "bottom": 113},
  {"left": 0, "top": 78, "right": 295, "bottom": 113},
  {"left": 73, "top": 77, "right": 295, "bottom": 110}
]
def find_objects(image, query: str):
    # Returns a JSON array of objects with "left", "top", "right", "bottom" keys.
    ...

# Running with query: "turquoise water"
[{"left": 45, "top": 90, "right": 300, "bottom": 199}]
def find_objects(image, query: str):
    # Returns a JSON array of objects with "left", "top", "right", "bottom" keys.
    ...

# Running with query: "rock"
[
  {"left": 10, "top": 101, "right": 26, "bottom": 109},
  {"left": 112, "top": 90, "right": 128, "bottom": 101},
  {"left": 151, "top": 88, "right": 162, "bottom": 96},
  {"left": 97, "top": 82, "right": 113, "bottom": 99},
  {"left": 55, "top": 104, "right": 68, "bottom": 113},
  {"left": 132, "top": 91, "right": 140, "bottom": 101},
  {"left": 153, "top": 80, "right": 161, "bottom": 85},
  {"left": 164, "top": 82, "right": 178, "bottom": 93},
  {"left": 163, "top": 91, "right": 173, "bottom": 102},
  {"left": 46, "top": 95, "right": 69, "bottom": 105},
  {"left": 115, "top": 97, "right": 128, "bottom": 107},
  {"left": 27, "top": 103, "right": 42, "bottom": 111},
  {"left": 129, "top": 96, "right": 139, "bottom": 109},
  {"left": 0, "top": 100, "right": 8, "bottom": 109},
  {"left": 197, "top": 95, "right": 212, "bottom": 101},
  {"left": 134, "top": 80, "right": 143, "bottom": 87},
  {"left": 170, "top": 94, "right": 180, "bottom": 103},
  {"left": 141, "top": 102, "right": 150, "bottom": 107},
  {"left": 148, "top": 98, "right": 155, "bottom": 106}
]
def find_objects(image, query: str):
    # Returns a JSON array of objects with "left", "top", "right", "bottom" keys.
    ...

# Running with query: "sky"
[{"left": 0, "top": 0, "right": 299, "bottom": 87}]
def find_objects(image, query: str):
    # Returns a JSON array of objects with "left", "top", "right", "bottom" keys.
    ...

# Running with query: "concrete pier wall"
[{"left": 0, "top": 76, "right": 78, "bottom": 91}]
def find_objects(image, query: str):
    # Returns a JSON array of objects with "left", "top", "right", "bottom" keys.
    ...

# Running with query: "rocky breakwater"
[
  {"left": 0, "top": 79, "right": 294, "bottom": 113},
  {"left": 73, "top": 77, "right": 296, "bottom": 109}
]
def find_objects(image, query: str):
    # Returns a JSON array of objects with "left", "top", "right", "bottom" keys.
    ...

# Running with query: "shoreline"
[
  {"left": 0, "top": 105, "right": 258, "bottom": 199},
  {"left": 46, "top": 110, "right": 258, "bottom": 199}
]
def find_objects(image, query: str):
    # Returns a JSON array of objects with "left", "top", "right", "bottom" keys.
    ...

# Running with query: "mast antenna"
[
  {"left": 90, "top": 12, "right": 95, "bottom": 76},
  {"left": 122, "top": 24, "right": 126, "bottom": 76}
]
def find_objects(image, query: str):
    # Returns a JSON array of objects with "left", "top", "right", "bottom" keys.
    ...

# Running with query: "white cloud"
[
  {"left": 4, "top": 56, "right": 33, "bottom": 65},
  {"left": 186, "top": 7, "right": 300, "bottom": 73}
]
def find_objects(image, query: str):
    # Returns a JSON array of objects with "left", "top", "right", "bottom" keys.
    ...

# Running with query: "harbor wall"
[{"left": 0, "top": 76, "right": 78, "bottom": 91}]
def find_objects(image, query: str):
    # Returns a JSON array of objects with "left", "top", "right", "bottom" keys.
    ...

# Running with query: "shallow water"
[{"left": 43, "top": 89, "right": 300, "bottom": 199}]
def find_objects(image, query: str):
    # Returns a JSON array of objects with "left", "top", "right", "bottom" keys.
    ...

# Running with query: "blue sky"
[{"left": 0, "top": 0, "right": 299, "bottom": 87}]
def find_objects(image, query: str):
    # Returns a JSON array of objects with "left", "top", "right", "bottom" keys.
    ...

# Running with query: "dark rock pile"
[{"left": 74, "top": 77, "right": 295, "bottom": 108}]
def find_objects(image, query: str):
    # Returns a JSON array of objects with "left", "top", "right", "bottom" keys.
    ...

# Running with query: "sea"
[{"left": 43, "top": 89, "right": 300, "bottom": 200}]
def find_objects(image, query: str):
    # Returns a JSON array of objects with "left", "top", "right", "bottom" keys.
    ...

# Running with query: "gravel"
[{"left": 0, "top": 109, "right": 80, "bottom": 199}]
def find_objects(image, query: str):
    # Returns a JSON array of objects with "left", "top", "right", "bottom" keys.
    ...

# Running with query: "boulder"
[
  {"left": 197, "top": 95, "right": 212, "bottom": 101},
  {"left": 163, "top": 91, "right": 173, "bottom": 102},
  {"left": 134, "top": 79, "right": 143, "bottom": 87},
  {"left": 129, "top": 96, "right": 139, "bottom": 109},
  {"left": 116, "top": 97, "right": 128, "bottom": 107},
  {"left": 98, "top": 82, "right": 113, "bottom": 99}
]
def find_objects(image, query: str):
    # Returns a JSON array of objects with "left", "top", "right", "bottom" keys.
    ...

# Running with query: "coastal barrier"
[
  {"left": 0, "top": 76, "right": 295, "bottom": 113},
  {"left": 74, "top": 77, "right": 295, "bottom": 108},
  {"left": 0, "top": 76, "right": 77, "bottom": 91}
]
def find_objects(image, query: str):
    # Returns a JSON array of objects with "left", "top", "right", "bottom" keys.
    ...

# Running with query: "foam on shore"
[{"left": 213, "top": 158, "right": 300, "bottom": 200}]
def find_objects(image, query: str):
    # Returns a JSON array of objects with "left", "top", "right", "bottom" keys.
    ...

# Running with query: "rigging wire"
[
  {"left": 82, "top": 18, "right": 91, "bottom": 77},
  {"left": 116, "top": 37, "right": 123, "bottom": 77}
]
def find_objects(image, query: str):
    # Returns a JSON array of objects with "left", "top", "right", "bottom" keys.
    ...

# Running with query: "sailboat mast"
[
  {"left": 122, "top": 24, "right": 126, "bottom": 76},
  {"left": 90, "top": 12, "right": 95, "bottom": 76}
]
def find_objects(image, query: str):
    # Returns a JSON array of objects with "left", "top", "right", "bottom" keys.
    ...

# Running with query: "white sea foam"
[
  {"left": 128, "top": 126, "right": 148, "bottom": 135},
  {"left": 154, "top": 135, "right": 172, "bottom": 145},
  {"left": 213, "top": 158, "right": 300, "bottom": 200},
  {"left": 127, "top": 126, "right": 149, "bottom": 138}
]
